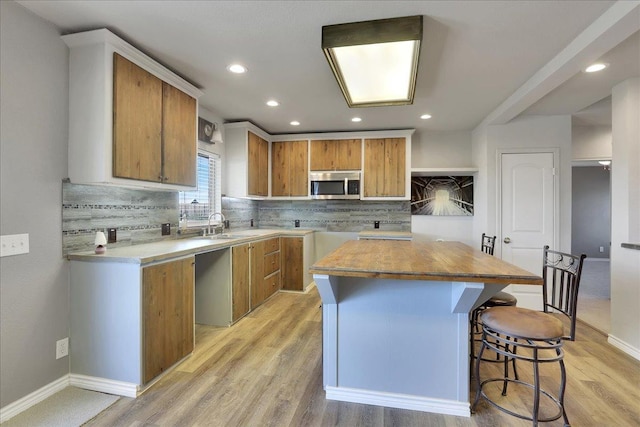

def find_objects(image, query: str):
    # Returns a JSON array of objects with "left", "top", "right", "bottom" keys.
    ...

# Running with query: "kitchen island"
[{"left": 310, "top": 239, "right": 542, "bottom": 417}]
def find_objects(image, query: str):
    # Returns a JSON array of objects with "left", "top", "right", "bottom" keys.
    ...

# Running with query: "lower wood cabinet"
[
  {"left": 69, "top": 255, "right": 195, "bottom": 397},
  {"left": 281, "top": 237, "right": 304, "bottom": 291},
  {"left": 232, "top": 244, "right": 251, "bottom": 321},
  {"left": 142, "top": 257, "right": 195, "bottom": 384},
  {"left": 251, "top": 237, "right": 281, "bottom": 309},
  {"left": 282, "top": 235, "right": 315, "bottom": 291}
]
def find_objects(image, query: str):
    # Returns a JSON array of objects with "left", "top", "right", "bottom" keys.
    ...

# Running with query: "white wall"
[
  {"left": 411, "top": 130, "right": 473, "bottom": 168},
  {"left": 609, "top": 77, "right": 640, "bottom": 359},
  {"left": 411, "top": 130, "right": 475, "bottom": 245},
  {"left": 197, "top": 107, "right": 225, "bottom": 158},
  {"left": 572, "top": 124, "right": 612, "bottom": 161},
  {"left": 0, "top": 1, "right": 70, "bottom": 407},
  {"left": 472, "top": 115, "right": 573, "bottom": 256}
]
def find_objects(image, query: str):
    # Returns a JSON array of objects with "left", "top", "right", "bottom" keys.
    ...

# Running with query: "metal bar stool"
[
  {"left": 469, "top": 234, "right": 518, "bottom": 378},
  {"left": 471, "top": 245, "right": 586, "bottom": 426}
]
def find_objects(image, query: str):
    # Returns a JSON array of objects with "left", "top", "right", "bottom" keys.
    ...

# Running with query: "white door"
[{"left": 501, "top": 152, "right": 555, "bottom": 310}]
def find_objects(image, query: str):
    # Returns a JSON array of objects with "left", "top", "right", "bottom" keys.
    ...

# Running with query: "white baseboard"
[
  {"left": 69, "top": 374, "right": 138, "bottom": 398},
  {"left": 608, "top": 334, "right": 640, "bottom": 361},
  {"left": 325, "top": 386, "right": 470, "bottom": 417},
  {"left": 0, "top": 375, "right": 70, "bottom": 423}
]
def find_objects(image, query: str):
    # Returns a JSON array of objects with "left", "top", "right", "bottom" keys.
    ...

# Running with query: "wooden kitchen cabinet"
[
  {"left": 113, "top": 53, "right": 163, "bottom": 183},
  {"left": 251, "top": 237, "right": 281, "bottom": 308},
  {"left": 363, "top": 138, "right": 407, "bottom": 198},
  {"left": 310, "top": 139, "right": 361, "bottom": 171},
  {"left": 142, "top": 257, "right": 194, "bottom": 384},
  {"left": 262, "top": 238, "right": 281, "bottom": 300},
  {"left": 272, "top": 140, "right": 309, "bottom": 197},
  {"left": 195, "top": 238, "right": 281, "bottom": 328},
  {"left": 248, "top": 132, "right": 269, "bottom": 197},
  {"left": 232, "top": 244, "right": 251, "bottom": 321},
  {"left": 281, "top": 234, "right": 315, "bottom": 292},
  {"left": 224, "top": 123, "right": 271, "bottom": 198},
  {"left": 70, "top": 254, "right": 195, "bottom": 397},
  {"left": 113, "top": 54, "right": 196, "bottom": 187},
  {"left": 281, "top": 237, "right": 304, "bottom": 291},
  {"left": 162, "top": 83, "right": 197, "bottom": 186},
  {"left": 63, "top": 29, "right": 201, "bottom": 191}
]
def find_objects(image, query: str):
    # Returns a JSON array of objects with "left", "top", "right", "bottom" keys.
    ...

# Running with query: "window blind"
[{"left": 179, "top": 153, "right": 221, "bottom": 222}]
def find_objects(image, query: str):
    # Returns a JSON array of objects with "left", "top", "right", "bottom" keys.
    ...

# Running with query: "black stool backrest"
[
  {"left": 542, "top": 245, "right": 587, "bottom": 341},
  {"left": 481, "top": 233, "right": 496, "bottom": 255}
]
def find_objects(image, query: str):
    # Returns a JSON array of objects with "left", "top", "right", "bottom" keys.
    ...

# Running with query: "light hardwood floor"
[{"left": 87, "top": 288, "right": 640, "bottom": 427}]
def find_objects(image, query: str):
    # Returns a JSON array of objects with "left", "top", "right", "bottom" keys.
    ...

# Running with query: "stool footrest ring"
[{"left": 477, "top": 378, "right": 566, "bottom": 424}]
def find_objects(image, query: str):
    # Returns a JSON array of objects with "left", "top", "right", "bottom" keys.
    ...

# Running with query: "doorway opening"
[{"left": 571, "top": 163, "right": 611, "bottom": 333}]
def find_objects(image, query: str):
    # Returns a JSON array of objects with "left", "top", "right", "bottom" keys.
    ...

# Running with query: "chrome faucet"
[{"left": 207, "top": 212, "right": 226, "bottom": 235}]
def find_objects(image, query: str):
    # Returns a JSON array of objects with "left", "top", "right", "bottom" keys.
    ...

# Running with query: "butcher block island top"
[
  {"left": 310, "top": 239, "right": 543, "bottom": 285},
  {"left": 311, "top": 239, "right": 542, "bottom": 417}
]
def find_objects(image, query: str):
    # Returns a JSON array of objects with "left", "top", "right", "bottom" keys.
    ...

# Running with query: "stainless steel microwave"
[{"left": 310, "top": 171, "right": 361, "bottom": 200}]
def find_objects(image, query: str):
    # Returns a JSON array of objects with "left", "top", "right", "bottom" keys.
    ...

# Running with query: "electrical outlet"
[
  {"left": 374, "top": 221, "right": 380, "bottom": 229},
  {"left": 108, "top": 228, "right": 117, "bottom": 243},
  {"left": 161, "top": 223, "right": 171, "bottom": 236},
  {"left": 599, "top": 246, "right": 604, "bottom": 253},
  {"left": 56, "top": 337, "right": 69, "bottom": 359}
]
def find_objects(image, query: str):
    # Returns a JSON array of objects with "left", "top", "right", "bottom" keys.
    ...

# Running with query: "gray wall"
[
  {"left": 0, "top": 1, "right": 70, "bottom": 407},
  {"left": 572, "top": 166, "right": 611, "bottom": 258}
]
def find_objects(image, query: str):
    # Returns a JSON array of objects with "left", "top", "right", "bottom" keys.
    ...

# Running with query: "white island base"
[{"left": 314, "top": 274, "right": 506, "bottom": 417}]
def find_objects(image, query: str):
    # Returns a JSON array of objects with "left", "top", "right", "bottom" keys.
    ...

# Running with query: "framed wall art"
[{"left": 411, "top": 175, "right": 474, "bottom": 216}]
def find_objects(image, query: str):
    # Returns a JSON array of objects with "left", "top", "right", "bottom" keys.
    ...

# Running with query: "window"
[{"left": 179, "top": 152, "right": 221, "bottom": 227}]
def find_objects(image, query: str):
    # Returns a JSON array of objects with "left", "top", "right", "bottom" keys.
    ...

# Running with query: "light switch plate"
[{"left": 0, "top": 234, "right": 30, "bottom": 257}]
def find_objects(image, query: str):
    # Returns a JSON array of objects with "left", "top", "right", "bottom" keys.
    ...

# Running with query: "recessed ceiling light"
[
  {"left": 420, "top": 114, "right": 432, "bottom": 119},
  {"left": 290, "top": 121, "right": 300, "bottom": 126},
  {"left": 585, "top": 63, "right": 607, "bottom": 73},
  {"left": 266, "top": 100, "right": 279, "bottom": 107},
  {"left": 351, "top": 117, "right": 362, "bottom": 122},
  {"left": 227, "top": 64, "right": 247, "bottom": 74},
  {"left": 598, "top": 160, "right": 611, "bottom": 166}
]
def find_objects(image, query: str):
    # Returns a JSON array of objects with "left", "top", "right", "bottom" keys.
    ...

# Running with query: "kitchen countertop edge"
[{"left": 67, "top": 228, "right": 314, "bottom": 265}]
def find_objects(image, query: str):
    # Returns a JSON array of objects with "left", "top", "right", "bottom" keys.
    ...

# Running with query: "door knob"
[{"left": 504, "top": 237, "right": 511, "bottom": 244}]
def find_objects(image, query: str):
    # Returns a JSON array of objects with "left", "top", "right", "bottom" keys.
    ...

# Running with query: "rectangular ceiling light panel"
[{"left": 322, "top": 15, "right": 423, "bottom": 107}]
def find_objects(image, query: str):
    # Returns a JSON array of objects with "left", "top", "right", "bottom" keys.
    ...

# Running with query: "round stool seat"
[
  {"left": 484, "top": 291, "right": 517, "bottom": 307},
  {"left": 481, "top": 306, "right": 564, "bottom": 340}
]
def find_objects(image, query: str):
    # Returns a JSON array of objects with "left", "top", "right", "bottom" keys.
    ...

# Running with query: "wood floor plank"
[{"left": 86, "top": 287, "right": 640, "bottom": 427}]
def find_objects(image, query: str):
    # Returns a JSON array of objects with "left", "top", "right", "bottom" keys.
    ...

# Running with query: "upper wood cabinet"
[
  {"left": 310, "top": 139, "right": 361, "bottom": 171},
  {"left": 63, "top": 29, "right": 202, "bottom": 191},
  {"left": 113, "top": 54, "right": 163, "bottom": 183},
  {"left": 248, "top": 132, "right": 269, "bottom": 197},
  {"left": 224, "top": 123, "right": 271, "bottom": 198},
  {"left": 272, "top": 140, "right": 309, "bottom": 197},
  {"left": 162, "top": 83, "right": 197, "bottom": 186},
  {"left": 363, "top": 138, "right": 407, "bottom": 198},
  {"left": 113, "top": 54, "right": 197, "bottom": 186}
]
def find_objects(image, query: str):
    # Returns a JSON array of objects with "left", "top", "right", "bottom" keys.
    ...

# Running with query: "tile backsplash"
[
  {"left": 62, "top": 182, "right": 179, "bottom": 255},
  {"left": 259, "top": 200, "right": 411, "bottom": 232},
  {"left": 62, "top": 182, "right": 410, "bottom": 255}
]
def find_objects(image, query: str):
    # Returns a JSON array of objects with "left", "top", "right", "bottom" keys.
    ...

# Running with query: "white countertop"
[{"left": 67, "top": 228, "right": 314, "bottom": 265}]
